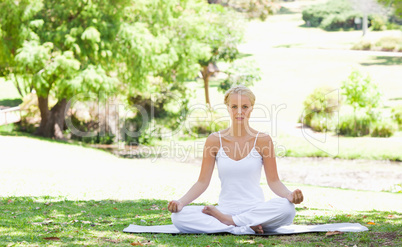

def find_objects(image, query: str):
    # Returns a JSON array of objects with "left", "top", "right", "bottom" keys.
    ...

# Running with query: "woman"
[{"left": 168, "top": 84, "right": 304, "bottom": 234}]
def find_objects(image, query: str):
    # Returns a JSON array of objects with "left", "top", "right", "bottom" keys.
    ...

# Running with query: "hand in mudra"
[
  {"left": 168, "top": 200, "right": 184, "bottom": 213},
  {"left": 287, "top": 189, "right": 304, "bottom": 204}
]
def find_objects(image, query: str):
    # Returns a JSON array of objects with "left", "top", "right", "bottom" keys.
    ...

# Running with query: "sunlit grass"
[{"left": 1, "top": 196, "right": 401, "bottom": 246}]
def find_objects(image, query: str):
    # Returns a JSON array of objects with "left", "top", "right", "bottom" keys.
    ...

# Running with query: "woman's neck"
[{"left": 227, "top": 123, "right": 253, "bottom": 138}]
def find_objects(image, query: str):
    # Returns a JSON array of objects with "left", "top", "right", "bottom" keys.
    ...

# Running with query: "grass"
[
  {"left": 1, "top": 196, "right": 401, "bottom": 246},
  {"left": 0, "top": 78, "right": 21, "bottom": 102},
  {"left": 1, "top": 134, "right": 402, "bottom": 245}
]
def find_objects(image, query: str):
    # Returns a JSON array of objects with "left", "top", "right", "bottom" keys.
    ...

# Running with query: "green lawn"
[
  {"left": 0, "top": 78, "right": 22, "bottom": 105},
  {"left": 1, "top": 196, "right": 401, "bottom": 246},
  {"left": 1, "top": 134, "right": 401, "bottom": 246}
]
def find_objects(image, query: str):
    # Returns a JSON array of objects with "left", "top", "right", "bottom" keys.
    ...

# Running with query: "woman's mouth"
[{"left": 236, "top": 117, "right": 244, "bottom": 120}]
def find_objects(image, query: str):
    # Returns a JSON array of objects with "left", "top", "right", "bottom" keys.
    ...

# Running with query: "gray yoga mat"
[{"left": 123, "top": 223, "right": 368, "bottom": 235}]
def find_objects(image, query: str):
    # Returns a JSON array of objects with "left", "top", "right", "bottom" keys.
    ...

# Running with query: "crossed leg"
[
  {"left": 202, "top": 206, "right": 264, "bottom": 234},
  {"left": 203, "top": 198, "right": 295, "bottom": 234}
]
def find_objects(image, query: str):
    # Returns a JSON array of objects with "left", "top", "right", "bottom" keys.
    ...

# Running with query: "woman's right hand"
[{"left": 168, "top": 200, "right": 184, "bottom": 213}]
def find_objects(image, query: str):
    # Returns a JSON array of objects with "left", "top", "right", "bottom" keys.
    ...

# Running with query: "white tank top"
[{"left": 215, "top": 131, "right": 265, "bottom": 212}]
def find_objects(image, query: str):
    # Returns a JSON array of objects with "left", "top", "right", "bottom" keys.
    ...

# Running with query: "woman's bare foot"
[
  {"left": 250, "top": 224, "right": 264, "bottom": 234},
  {"left": 202, "top": 205, "right": 235, "bottom": 226}
]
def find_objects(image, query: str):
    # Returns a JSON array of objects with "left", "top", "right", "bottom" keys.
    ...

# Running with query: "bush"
[
  {"left": 301, "top": 86, "right": 340, "bottom": 127},
  {"left": 341, "top": 69, "right": 382, "bottom": 118},
  {"left": 319, "top": 11, "right": 359, "bottom": 31},
  {"left": 182, "top": 109, "right": 228, "bottom": 138},
  {"left": 391, "top": 105, "right": 402, "bottom": 129},
  {"left": 370, "top": 120, "right": 397, "bottom": 137},
  {"left": 370, "top": 14, "right": 387, "bottom": 31},
  {"left": 309, "top": 113, "right": 337, "bottom": 132},
  {"left": 352, "top": 39, "right": 372, "bottom": 50},
  {"left": 338, "top": 114, "right": 371, "bottom": 137},
  {"left": 302, "top": 0, "right": 352, "bottom": 27},
  {"left": 375, "top": 36, "right": 402, "bottom": 52},
  {"left": 302, "top": 0, "right": 390, "bottom": 31}
]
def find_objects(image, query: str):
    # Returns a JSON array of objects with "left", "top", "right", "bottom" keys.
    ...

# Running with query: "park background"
[{"left": 0, "top": 0, "right": 401, "bottom": 246}]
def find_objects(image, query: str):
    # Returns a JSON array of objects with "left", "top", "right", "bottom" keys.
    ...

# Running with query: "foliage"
[
  {"left": 182, "top": 109, "right": 228, "bottom": 138},
  {"left": 309, "top": 113, "right": 337, "bottom": 132},
  {"left": 352, "top": 36, "right": 402, "bottom": 52},
  {"left": 216, "top": 0, "right": 280, "bottom": 21},
  {"left": 200, "top": 4, "right": 245, "bottom": 66},
  {"left": 341, "top": 69, "right": 382, "bottom": 118},
  {"left": 378, "top": 0, "right": 402, "bottom": 18},
  {"left": 302, "top": 0, "right": 391, "bottom": 31},
  {"left": 338, "top": 114, "right": 371, "bottom": 137},
  {"left": 352, "top": 39, "right": 373, "bottom": 50},
  {"left": 375, "top": 36, "right": 402, "bottom": 51},
  {"left": 370, "top": 14, "right": 388, "bottom": 30},
  {"left": 391, "top": 105, "right": 402, "bottom": 129},
  {"left": 0, "top": 0, "right": 218, "bottom": 140},
  {"left": 217, "top": 59, "right": 261, "bottom": 93},
  {"left": 319, "top": 11, "right": 361, "bottom": 31},
  {"left": 370, "top": 119, "right": 397, "bottom": 137},
  {"left": 302, "top": 0, "right": 354, "bottom": 27},
  {"left": 300, "top": 86, "right": 340, "bottom": 129}
]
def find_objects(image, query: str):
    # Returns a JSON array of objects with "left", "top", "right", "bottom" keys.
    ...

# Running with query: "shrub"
[
  {"left": 302, "top": 0, "right": 352, "bottom": 27},
  {"left": 320, "top": 11, "right": 359, "bottom": 31},
  {"left": 309, "top": 113, "right": 337, "bottom": 132},
  {"left": 370, "top": 14, "right": 387, "bottom": 31},
  {"left": 182, "top": 109, "right": 228, "bottom": 138},
  {"left": 352, "top": 39, "right": 372, "bottom": 50},
  {"left": 338, "top": 114, "right": 371, "bottom": 137},
  {"left": 300, "top": 86, "right": 340, "bottom": 128},
  {"left": 391, "top": 105, "right": 402, "bottom": 129},
  {"left": 375, "top": 36, "right": 402, "bottom": 52},
  {"left": 341, "top": 69, "right": 382, "bottom": 119},
  {"left": 370, "top": 120, "right": 397, "bottom": 137}
]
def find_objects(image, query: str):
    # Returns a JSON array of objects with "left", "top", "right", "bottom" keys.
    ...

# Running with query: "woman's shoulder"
[
  {"left": 256, "top": 131, "right": 273, "bottom": 145},
  {"left": 205, "top": 131, "right": 221, "bottom": 146}
]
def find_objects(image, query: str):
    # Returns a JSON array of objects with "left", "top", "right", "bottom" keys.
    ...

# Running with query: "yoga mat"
[{"left": 123, "top": 223, "right": 369, "bottom": 235}]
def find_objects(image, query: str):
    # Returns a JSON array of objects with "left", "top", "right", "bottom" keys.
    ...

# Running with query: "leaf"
[
  {"left": 43, "top": 237, "right": 60, "bottom": 241},
  {"left": 131, "top": 242, "right": 144, "bottom": 246},
  {"left": 325, "top": 231, "right": 344, "bottom": 236}
]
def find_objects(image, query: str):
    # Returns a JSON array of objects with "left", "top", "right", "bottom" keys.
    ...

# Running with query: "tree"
[
  {"left": 349, "top": 0, "right": 389, "bottom": 35},
  {"left": 341, "top": 69, "right": 382, "bottom": 132},
  {"left": 0, "top": 0, "right": 212, "bottom": 139},
  {"left": 212, "top": 0, "right": 280, "bottom": 21},
  {"left": 198, "top": 5, "right": 245, "bottom": 108},
  {"left": 378, "top": 0, "right": 402, "bottom": 17}
]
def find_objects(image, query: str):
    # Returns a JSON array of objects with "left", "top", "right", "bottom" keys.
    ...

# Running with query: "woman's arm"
[
  {"left": 168, "top": 133, "right": 218, "bottom": 213},
  {"left": 261, "top": 134, "right": 303, "bottom": 204}
]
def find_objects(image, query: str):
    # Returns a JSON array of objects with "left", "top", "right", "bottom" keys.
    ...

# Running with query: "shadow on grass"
[
  {"left": 277, "top": 6, "right": 298, "bottom": 15},
  {"left": 0, "top": 129, "right": 112, "bottom": 156},
  {"left": 1, "top": 196, "right": 401, "bottom": 246},
  {"left": 0, "top": 98, "right": 22, "bottom": 107},
  {"left": 361, "top": 56, "right": 402, "bottom": 66}
]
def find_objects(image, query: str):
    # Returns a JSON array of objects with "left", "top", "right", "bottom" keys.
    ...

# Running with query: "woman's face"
[{"left": 227, "top": 93, "right": 253, "bottom": 122}]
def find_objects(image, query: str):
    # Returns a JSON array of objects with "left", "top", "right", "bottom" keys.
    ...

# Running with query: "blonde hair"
[{"left": 224, "top": 84, "right": 256, "bottom": 107}]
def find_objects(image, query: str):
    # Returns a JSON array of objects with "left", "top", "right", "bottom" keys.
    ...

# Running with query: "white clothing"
[{"left": 171, "top": 131, "right": 296, "bottom": 234}]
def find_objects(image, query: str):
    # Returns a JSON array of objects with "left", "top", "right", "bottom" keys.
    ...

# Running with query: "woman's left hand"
[{"left": 286, "top": 189, "right": 304, "bottom": 204}]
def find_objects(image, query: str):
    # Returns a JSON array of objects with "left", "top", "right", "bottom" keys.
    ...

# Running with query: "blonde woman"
[{"left": 168, "top": 84, "right": 303, "bottom": 234}]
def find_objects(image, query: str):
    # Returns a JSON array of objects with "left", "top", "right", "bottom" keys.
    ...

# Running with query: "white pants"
[{"left": 171, "top": 198, "right": 296, "bottom": 235}]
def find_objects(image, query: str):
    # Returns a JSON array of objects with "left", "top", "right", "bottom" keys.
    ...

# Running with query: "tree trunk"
[
  {"left": 201, "top": 65, "right": 211, "bottom": 108},
  {"left": 35, "top": 96, "right": 68, "bottom": 140},
  {"left": 362, "top": 12, "right": 368, "bottom": 36}
]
